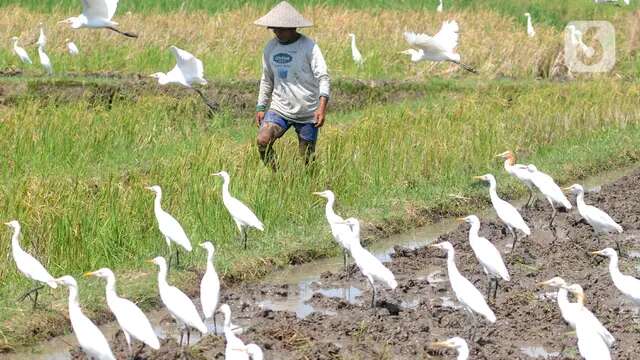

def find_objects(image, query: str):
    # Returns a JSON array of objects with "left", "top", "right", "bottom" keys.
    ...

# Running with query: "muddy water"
[{"left": 8, "top": 165, "right": 639, "bottom": 359}]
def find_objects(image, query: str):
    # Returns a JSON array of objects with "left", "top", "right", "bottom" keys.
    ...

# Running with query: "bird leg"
[
  {"left": 17, "top": 284, "right": 45, "bottom": 309},
  {"left": 493, "top": 279, "right": 499, "bottom": 302},
  {"left": 549, "top": 206, "right": 557, "bottom": 228},
  {"left": 524, "top": 190, "right": 534, "bottom": 208},
  {"left": 369, "top": 278, "right": 377, "bottom": 308},
  {"left": 175, "top": 248, "right": 180, "bottom": 267},
  {"left": 485, "top": 278, "right": 492, "bottom": 302},
  {"left": 179, "top": 328, "right": 184, "bottom": 347},
  {"left": 106, "top": 26, "right": 138, "bottom": 38},
  {"left": 186, "top": 327, "right": 191, "bottom": 346},
  {"left": 191, "top": 88, "right": 219, "bottom": 115},
  {"left": 510, "top": 229, "right": 519, "bottom": 253},
  {"left": 616, "top": 240, "right": 625, "bottom": 257},
  {"left": 243, "top": 229, "right": 248, "bottom": 250},
  {"left": 450, "top": 60, "right": 478, "bottom": 74},
  {"left": 133, "top": 343, "right": 146, "bottom": 360},
  {"left": 123, "top": 331, "right": 132, "bottom": 359}
]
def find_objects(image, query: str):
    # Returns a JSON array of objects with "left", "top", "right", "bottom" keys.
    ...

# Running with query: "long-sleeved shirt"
[{"left": 257, "top": 35, "right": 330, "bottom": 123}]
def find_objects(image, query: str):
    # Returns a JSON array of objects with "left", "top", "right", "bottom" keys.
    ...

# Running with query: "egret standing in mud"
[
  {"left": 564, "top": 284, "right": 612, "bottom": 360},
  {"left": 525, "top": 12, "right": 535, "bottom": 38},
  {"left": 459, "top": 215, "right": 510, "bottom": 302},
  {"left": 150, "top": 46, "right": 218, "bottom": 113},
  {"left": 564, "top": 184, "right": 623, "bottom": 252},
  {"left": 37, "top": 44, "right": 52, "bottom": 75},
  {"left": 496, "top": 151, "right": 536, "bottom": 207},
  {"left": 11, "top": 37, "right": 32, "bottom": 64},
  {"left": 58, "top": 0, "right": 138, "bottom": 38},
  {"left": 5, "top": 220, "right": 57, "bottom": 309},
  {"left": 199, "top": 241, "right": 221, "bottom": 331},
  {"left": 314, "top": 190, "right": 352, "bottom": 272},
  {"left": 474, "top": 174, "right": 530, "bottom": 252},
  {"left": 148, "top": 257, "right": 207, "bottom": 346},
  {"left": 218, "top": 304, "right": 250, "bottom": 360},
  {"left": 537, "top": 277, "right": 614, "bottom": 347},
  {"left": 592, "top": 248, "right": 640, "bottom": 307},
  {"left": 55, "top": 275, "right": 116, "bottom": 360},
  {"left": 526, "top": 165, "right": 572, "bottom": 227},
  {"left": 146, "top": 185, "right": 192, "bottom": 269},
  {"left": 84, "top": 268, "right": 160, "bottom": 358},
  {"left": 339, "top": 218, "right": 398, "bottom": 307},
  {"left": 431, "top": 337, "right": 469, "bottom": 360},
  {"left": 431, "top": 241, "right": 496, "bottom": 338},
  {"left": 402, "top": 20, "right": 477, "bottom": 73},
  {"left": 212, "top": 171, "right": 264, "bottom": 249},
  {"left": 348, "top": 33, "right": 364, "bottom": 66}
]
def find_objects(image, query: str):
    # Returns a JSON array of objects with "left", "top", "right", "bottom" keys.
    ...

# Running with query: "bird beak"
[
  {"left": 430, "top": 340, "right": 451, "bottom": 348},
  {"left": 144, "top": 186, "right": 153, "bottom": 191},
  {"left": 473, "top": 176, "right": 483, "bottom": 180},
  {"left": 456, "top": 218, "right": 466, "bottom": 222},
  {"left": 211, "top": 172, "right": 221, "bottom": 177},
  {"left": 83, "top": 271, "right": 95, "bottom": 277},
  {"left": 145, "top": 259, "right": 155, "bottom": 264},
  {"left": 199, "top": 242, "right": 206, "bottom": 248},
  {"left": 3, "top": 222, "right": 10, "bottom": 226},
  {"left": 536, "top": 280, "right": 550, "bottom": 286},
  {"left": 591, "top": 250, "right": 602, "bottom": 256},
  {"left": 561, "top": 186, "right": 571, "bottom": 191},
  {"left": 312, "top": 192, "right": 322, "bottom": 196}
]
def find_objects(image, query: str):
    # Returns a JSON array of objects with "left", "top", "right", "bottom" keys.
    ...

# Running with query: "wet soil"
[{"left": 64, "top": 169, "right": 640, "bottom": 359}]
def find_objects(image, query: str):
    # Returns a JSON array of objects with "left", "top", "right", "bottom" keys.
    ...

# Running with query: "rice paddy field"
[{"left": 1, "top": 0, "right": 640, "bottom": 357}]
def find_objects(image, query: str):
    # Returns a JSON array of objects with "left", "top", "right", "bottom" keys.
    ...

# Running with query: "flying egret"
[
  {"left": 38, "top": 44, "right": 53, "bottom": 75},
  {"left": 525, "top": 13, "right": 535, "bottom": 38},
  {"left": 339, "top": 218, "right": 397, "bottom": 307},
  {"left": 58, "top": 0, "right": 138, "bottom": 38},
  {"left": 564, "top": 284, "right": 612, "bottom": 360},
  {"left": 55, "top": 275, "right": 116, "bottom": 360},
  {"left": 431, "top": 337, "right": 469, "bottom": 360},
  {"left": 538, "top": 277, "right": 614, "bottom": 347},
  {"left": 526, "top": 165, "right": 572, "bottom": 226},
  {"left": 567, "top": 25, "right": 594, "bottom": 58},
  {"left": 218, "top": 304, "right": 249, "bottom": 360},
  {"left": 84, "top": 268, "right": 160, "bottom": 358},
  {"left": 199, "top": 241, "right": 220, "bottom": 331},
  {"left": 150, "top": 46, "right": 218, "bottom": 113},
  {"left": 145, "top": 185, "right": 192, "bottom": 268},
  {"left": 5, "top": 220, "right": 57, "bottom": 309},
  {"left": 474, "top": 174, "right": 531, "bottom": 252},
  {"left": 402, "top": 20, "right": 477, "bottom": 73},
  {"left": 37, "top": 22, "right": 47, "bottom": 48},
  {"left": 496, "top": 150, "right": 535, "bottom": 207},
  {"left": 592, "top": 248, "right": 640, "bottom": 306},
  {"left": 148, "top": 257, "right": 207, "bottom": 346},
  {"left": 348, "top": 33, "right": 364, "bottom": 66},
  {"left": 565, "top": 184, "right": 623, "bottom": 251},
  {"left": 212, "top": 171, "right": 264, "bottom": 249},
  {"left": 66, "top": 39, "right": 80, "bottom": 55},
  {"left": 313, "top": 190, "right": 352, "bottom": 271},
  {"left": 431, "top": 241, "right": 496, "bottom": 338},
  {"left": 459, "top": 215, "right": 510, "bottom": 302},
  {"left": 437, "top": 0, "right": 444, "bottom": 13},
  {"left": 11, "top": 37, "right": 32, "bottom": 64}
]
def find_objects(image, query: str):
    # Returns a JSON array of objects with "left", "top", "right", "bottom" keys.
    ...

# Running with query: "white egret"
[
  {"left": 218, "top": 304, "right": 249, "bottom": 360},
  {"left": 37, "top": 22, "right": 47, "bottom": 48},
  {"left": 437, "top": 0, "right": 444, "bottom": 13},
  {"left": 246, "top": 344, "right": 264, "bottom": 360},
  {"left": 11, "top": 37, "right": 32, "bottom": 64},
  {"left": 5, "top": 220, "right": 57, "bottom": 309},
  {"left": 564, "top": 284, "right": 612, "bottom": 360},
  {"left": 565, "top": 184, "right": 623, "bottom": 251},
  {"left": 431, "top": 337, "right": 469, "bottom": 360},
  {"left": 402, "top": 20, "right": 477, "bottom": 73},
  {"left": 592, "top": 248, "right": 640, "bottom": 306},
  {"left": 567, "top": 25, "right": 594, "bottom": 57},
  {"left": 496, "top": 150, "right": 535, "bottom": 207},
  {"left": 339, "top": 218, "right": 398, "bottom": 307},
  {"left": 313, "top": 190, "right": 351, "bottom": 270},
  {"left": 148, "top": 257, "right": 207, "bottom": 346},
  {"left": 145, "top": 185, "right": 192, "bottom": 268},
  {"left": 474, "top": 174, "right": 531, "bottom": 252},
  {"left": 431, "top": 241, "right": 496, "bottom": 333},
  {"left": 58, "top": 0, "right": 138, "bottom": 38},
  {"left": 538, "top": 277, "right": 614, "bottom": 347},
  {"left": 526, "top": 165, "right": 572, "bottom": 226},
  {"left": 55, "top": 275, "right": 116, "bottom": 360},
  {"left": 66, "top": 39, "right": 80, "bottom": 55},
  {"left": 199, "top": 241, "right": 220, "bottom": 331},
  {"left": 212, "top": 171, "right": 264, "bottom": 249},
  {"left": 38, "top": 44, "right": 53, "bottom": 75},
  {"left": 459, "top": 215, "right": 509, "bottom": 302},
  {"left": 348, "top": 33, "right": 364, "bottom": 66},
  {"left": 525, "top": 12, "right": 535, "bottom": 38},
  {"left": 84, "top": 268, "right": 160, "bottom": 357}
]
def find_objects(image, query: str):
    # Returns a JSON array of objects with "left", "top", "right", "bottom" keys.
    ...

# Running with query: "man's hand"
[
  {"left": 256, "top": 111, "right": 265, "bottom": 127},
  {"left": 314, "top": 96, "right": 328, "bottom": 128}
]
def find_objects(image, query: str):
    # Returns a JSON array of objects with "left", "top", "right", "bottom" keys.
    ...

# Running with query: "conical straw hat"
[{"left": 254, "top": 1, "right": 313, "bottom": 28}]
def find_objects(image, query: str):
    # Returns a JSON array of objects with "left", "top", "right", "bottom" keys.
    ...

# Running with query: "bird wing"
[
  {"left": 531, "top": 171, "right": 571, "bottom": 208},
  {"left": 14, "top": 250, "right": 56, "bottom": 287},
  {"left": 472, "top": 237, "right": 510, "bottom": 281},
  {"left": 164, "top": 285, "right": 207, "bottom": 332},
  {"left": 508, "top": 164, "right": 534, "bottom": 185},
  {"left": 432, "top": 20, "right": 459, "bottom": 53},
  {"left": 580, "top": 308, "right": 615, "bottom": 347},
  {"left": 112, "top": 297, "right": 160, "bottom": 349},
  {"left": 171, "top": 46, "right": 206, "bottom": 85},
  {"left": 576, "top": 318, "right": 612, "bottom": 360},
  {"left": 71, "top": 310, "right": 116, "bottom": 359},
  {"left": 82, "top": 0, "right": 111, "bottom": 20},
  {"left": 352, "top": 245, "right": 397, "bottom": 288},
  {"left": 200, "top": 268, "right": 220, "bottom": 319},
  {"left": 403, "top": 32, "right": 445, "bottom": 55},
  {"left": 157, "top": 211, "right": 192, "bottom": 251},
  {"left": 495, "top": 199, "right": 530, "bottom": 235},
  {"left": 583, "top": 205, "right": 621, "bottom": 232},
  {"left": 15, "top": 47, "right": 33, "bottom": 64},
  {"left": 451, "top": 273, "right": 496, "bottom": 322},
  {"left": 226, "top": 196, "right": 264, "bottom": 230},
  {"left": 105, "top": 0, "right": 119, "bottom": 20}
]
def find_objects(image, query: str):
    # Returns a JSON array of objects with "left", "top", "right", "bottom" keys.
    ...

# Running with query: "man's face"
[{"left": 271, "top": 27, "right": 297, "bottom": 42}]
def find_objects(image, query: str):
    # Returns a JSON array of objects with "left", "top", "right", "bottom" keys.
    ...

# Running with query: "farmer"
[{"left": 254, "top": 1, "right": 330, "bottom": 169}]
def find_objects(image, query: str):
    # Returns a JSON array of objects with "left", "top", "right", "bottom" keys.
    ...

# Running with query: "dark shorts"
[{"left": 262, "top": 111, "right": 318, "bottom": 142}]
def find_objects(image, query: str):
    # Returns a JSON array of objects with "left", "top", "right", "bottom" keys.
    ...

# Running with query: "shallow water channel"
[{"left": 7, "top": 165, "right": 638, "bottom": 359}]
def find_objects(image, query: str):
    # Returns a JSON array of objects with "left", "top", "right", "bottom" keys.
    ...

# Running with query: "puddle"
[
  {"left": 7, "top": 165, "right": 638, "bottom": 359},
  {"left": 520, "top": 345, "right": 561, "bottom": 359}
]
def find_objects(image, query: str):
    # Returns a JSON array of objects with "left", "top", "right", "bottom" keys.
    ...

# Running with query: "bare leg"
[{"left": 256, "top": 122, "right": 285, "bottom": 171}]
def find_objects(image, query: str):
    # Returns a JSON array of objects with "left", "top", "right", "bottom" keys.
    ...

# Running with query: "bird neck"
[
  {"left": 445, "top": 248, "right": 460, "bottom": 278},
  {"left": 104, "top": 275, "right": 118, "bottom": 301},
  {"left": 220, "top": 176, "right": 231, "bottom": 201},
  {"left": 157, "top": 264, "right": 169, "bottom": 288},
  {"left": 10, "top": 227, "right": 22, "bottom": 254},
  {"left": 350, "top": 36, "right": 357, "bottom": 48},
  {"left": 153, "top": 192, "right": 163, "bottom": 214},
  {"left": 556, "top": 287, "right": 570, "bottom": 309},
  {"left": 468, "top": 222, "right": 480, "bottom": 242},
  {"left": 207, "top": 250, "right": 215, "bottom": 267},
  {"left": 223, "top": 311, "right": 232, "bottom": 332},
  {"left": 324, "top": 196, "right": 339, "bottom": 221},
  {"left": 67, "top": 285, "right": 80, "bottom": 311},
  {"left": 607, "top": 255, "right": 623, "bottom": 283},
  {"left": 575, "top": 191, "right": 586, "bottom": 210},
  {"left": 487, "top": 180, "right": 499, "bottom": 202}
]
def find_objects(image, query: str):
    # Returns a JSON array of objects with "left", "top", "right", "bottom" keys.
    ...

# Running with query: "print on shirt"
[{"left": 273, "top": 52, "right": 293, "bottom": 79}]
